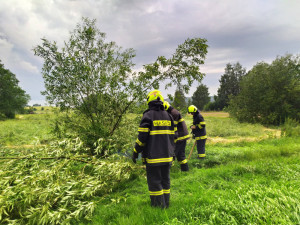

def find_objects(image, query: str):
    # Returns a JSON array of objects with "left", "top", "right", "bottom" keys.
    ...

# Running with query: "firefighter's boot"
[
  {"left": 150, "top": 195, "right": 166, "bottom": 208},
  {"left": 180, "top": 163, "right": 189, "bottom": 171},
  {"left": 163, "top": 193, "right": 170, "bottom": 208}
]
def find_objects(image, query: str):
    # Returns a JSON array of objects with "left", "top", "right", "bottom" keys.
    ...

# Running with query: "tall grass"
[
  {"left": 184, "top": 114, "right": 275, "bottom": 138},
  {"left": 0, "top": 114, "right": 53, "bottom": 146}
]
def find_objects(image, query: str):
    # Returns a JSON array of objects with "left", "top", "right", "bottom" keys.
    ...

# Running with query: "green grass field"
[
  {"left": 0, "top": 112, "right": 299, "bottom": 224},
  {"left": 87, "top": 137, "right": 300, "bottom": 225}
]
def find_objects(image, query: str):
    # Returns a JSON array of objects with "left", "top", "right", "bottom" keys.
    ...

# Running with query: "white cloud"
[
  {"left": 0, "top": 34, "right": 39, "bottom": 75},
  {"left": 19, "top": 61, "right": 39, "bottom": 74},
  {"left": 0, "top": 37, "right": 14, "bottom": 66}
]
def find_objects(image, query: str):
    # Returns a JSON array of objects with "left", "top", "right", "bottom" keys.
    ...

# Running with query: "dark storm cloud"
[{"left": 0, "top": 0, "right": 299, "bottom": 104}]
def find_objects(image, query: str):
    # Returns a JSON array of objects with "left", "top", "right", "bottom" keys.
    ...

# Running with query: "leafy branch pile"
[{"left": 0, "top": 138, "right": 136, "bottom": 224}]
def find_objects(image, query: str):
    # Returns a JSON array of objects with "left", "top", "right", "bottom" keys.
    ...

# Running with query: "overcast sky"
[{"left": 1, "top": 0, "right": 300, "bottom": 105}]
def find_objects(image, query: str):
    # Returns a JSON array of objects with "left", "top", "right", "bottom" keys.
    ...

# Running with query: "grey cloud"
[{"left": 0, "top": 0, "right": 300, "bottom": 104}]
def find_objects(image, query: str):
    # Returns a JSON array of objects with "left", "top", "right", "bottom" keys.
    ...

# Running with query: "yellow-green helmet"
[
  {"left": 163, "top": 101, "right": 170, "bottom": 110},
  {"left": 188, "top": 105, "right": 197, "bottom": 113},
  {"left": 147, "top": 90, "right": 164, "bottom": 104}
]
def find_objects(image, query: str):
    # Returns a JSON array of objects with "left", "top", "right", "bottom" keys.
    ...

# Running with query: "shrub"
[
  {"left": 281, "top": 118, "right": 300, "bottom": 137},
  {"left": 228, "top": 54, "right": 300, "bottom": 125}
]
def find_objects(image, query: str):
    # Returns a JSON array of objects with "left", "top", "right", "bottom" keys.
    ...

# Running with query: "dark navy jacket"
[
  {"left": 167, "top": 106, "right": 190, "bottom": 142},
  {"left": 134, "top": 101, "right": 175, "bottom": 166},
  {"left": 192, "top": 110, "right": 207, "bottom": 139}
]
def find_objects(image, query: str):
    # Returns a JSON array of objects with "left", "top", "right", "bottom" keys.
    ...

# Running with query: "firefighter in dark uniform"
[
  {"left": 132, "top": 90, "right": 176, "bottom": 208},
  {"left": 187, "top": 105, "right": 207, "bottom": 159},
  {"left": 163, "top": 101, "right": 190, "bottom": 171}
]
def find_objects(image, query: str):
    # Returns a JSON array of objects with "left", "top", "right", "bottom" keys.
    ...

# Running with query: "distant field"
[
  {"left": 0, "top": 111, "right": 280, "bottom": 147},
  {"left": 0, "top": 111, "right": 279, "bottom": 147},
  {"left": 24, "top": 106, "right": 56, "bottom": 114},
  {"left": 0, "top": 113, "right": 54, "bottom": 146},
  {"left": 184, "top": 113, "right": 280, "bottom": 144}
]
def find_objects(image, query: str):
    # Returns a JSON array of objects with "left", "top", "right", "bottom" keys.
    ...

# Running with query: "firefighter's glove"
[
  {"left": 190, "top": 125, "right": 196, "bottom": 130},
  {"left": 132, "top": 152, "right": 138, "bottom": 164}
]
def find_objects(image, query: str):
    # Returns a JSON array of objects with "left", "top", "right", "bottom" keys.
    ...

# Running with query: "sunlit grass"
[
  {"left": 24, "top": 106, "right": 56, "bottom": 114},
  {"left": 1, "top": 112, "right": 278, "bottom": 147},
  {"left": 201, "top": 111, "right": 229, "bottom": 118},
  {"left": 0, "top": 114, "right": 54, "bottom": 146},
  {"left": 183, "top": 114, "right": 279, "bottom": 142}
]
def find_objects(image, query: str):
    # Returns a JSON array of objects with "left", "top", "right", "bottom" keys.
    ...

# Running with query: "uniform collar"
[
  {"left": 167, "top": 106, "right": 174, "bottom": 112},
  {"left": 148, "top": 101, "right": 164, "bottom": 111},
  {"left": 193, "top": 110, "right": 199, "bottom": 117}
]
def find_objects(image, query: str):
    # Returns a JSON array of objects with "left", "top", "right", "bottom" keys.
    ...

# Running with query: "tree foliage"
[
  {"left": 0, "top": 60, "right": 30, "bottom": 119},
  {"left": 172, "top": 88, "right": 187, "bottom": 111},
  {"left": 228, "top": 54, "right": 300, "bottom": 125},
  {"left": 215, "top": 62, "right": 246, "bottom": 110},
  {"left": 33, "top": 17, "right": 208, "bottom": 154},
  {"left": 191, "top": 83, "right": 210, "bottom": 110}
]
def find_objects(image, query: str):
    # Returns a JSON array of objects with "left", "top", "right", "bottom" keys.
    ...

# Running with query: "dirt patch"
[
  {"left": 201, "top": 112, "right": 229, "bottom": 118},
  {"left": 207, "top": 137, "right": 261, "bottom": 144},
  {"left": 206, "top": 128, "right": 281, "bottom": 144},
  {"left": 263, "top": 128, "right": 281, "bottom": 137},
  {"left": 184, "top": 111, "right": 229, "bottom": 119}
]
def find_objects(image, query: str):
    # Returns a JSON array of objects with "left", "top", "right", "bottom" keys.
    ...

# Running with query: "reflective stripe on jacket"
[
  {"left": 134, "top": 101, "right": 175, "bottom": 166},
  {"left": 192, "top": 110, "right": 207, "bottom": 138}
]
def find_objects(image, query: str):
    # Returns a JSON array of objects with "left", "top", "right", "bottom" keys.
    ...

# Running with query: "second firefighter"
[{"left": 163, "top": 101, "right": 190, "bottom": 171}]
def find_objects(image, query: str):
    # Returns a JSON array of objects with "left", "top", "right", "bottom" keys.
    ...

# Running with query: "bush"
[
  {"left": 51, "top": 111, "right": 139, "bottom": 156},
  {"left": 281, "top": 118, "right": 300, "bottom": 137},
  {"left": 0, "top": 113, "right": 6, "bottom": 120},
  {"left": 22, "top": 107, "right": 35, "bottom": 114},
  {"left": 228, "top": 54, "right": 300, "bottom": 125},
  {"left": 4, "top": 111, "right": 15, "bottom": 119},
  {"left": 203, "top": 97, "right": 223, "bottom": 111}
]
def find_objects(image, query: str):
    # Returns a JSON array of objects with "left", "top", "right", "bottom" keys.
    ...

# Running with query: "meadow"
[{"left": 0, "top": 111, "right": 299, "bottom": 224}]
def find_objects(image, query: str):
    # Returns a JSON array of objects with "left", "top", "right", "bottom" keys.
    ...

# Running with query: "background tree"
[
  {"left": 191, "top": 83, "right": 210, "bottom": 110},
  {"left": 203, "top": 95, "right": 220, "bottom": 111},
  {"left": 33, "top": 17, "right": 208, "bottom": 155},
  {"left": 173, "top": 88, "right": 186, "bottom": 111},
  {"left": 216, "top": 62, "right": 246, "bottom": 110},
  {"left": 228, "top": 54, "right": 300, "bottom": 125},
  {"left": 0, "top": 60, "right": 30, "bottom": 119}
]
